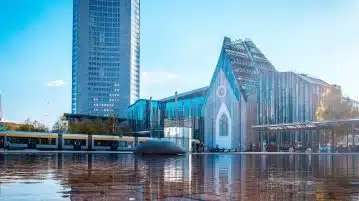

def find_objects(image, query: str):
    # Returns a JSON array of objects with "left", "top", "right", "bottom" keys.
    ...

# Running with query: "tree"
[
  {"left": 15, "top": 118, "right": 49, "bottom": 132},
  {"left": 316, "top": 87, "right": 359, "bottom": 121},
  {"left": 67, "top": 117, "right": 132, "bottom": 135},
  {"left": 5, "top": 123, "right": 20, "bottom": 131},
  {"left": 68, "top": 119, "right": 110, "bottom": 135},
  {"left": 52, "top": 116, "right": 68, "bottom": 133}
]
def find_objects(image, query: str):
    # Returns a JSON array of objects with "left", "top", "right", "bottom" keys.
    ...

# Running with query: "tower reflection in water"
[{"left": 1, "top": 154, "right": 359, "bottom": 200}]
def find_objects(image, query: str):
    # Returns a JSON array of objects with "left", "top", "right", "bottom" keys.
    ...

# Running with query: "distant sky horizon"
[{"left": 1, "top": 0, "right": 359, "bottom": 127}]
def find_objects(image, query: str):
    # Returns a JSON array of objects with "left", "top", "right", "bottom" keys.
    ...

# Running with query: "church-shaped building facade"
[{"left": 203, "top": 37, "right": 276, "bottom": 150}]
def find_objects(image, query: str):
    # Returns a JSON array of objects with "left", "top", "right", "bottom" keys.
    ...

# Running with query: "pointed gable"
[{"left": 205, "top": 37, "right": 278, "bottom": 102}]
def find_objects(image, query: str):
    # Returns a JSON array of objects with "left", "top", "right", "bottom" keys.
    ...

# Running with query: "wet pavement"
[{"left": 1, "top": 153, "right": 359, "bottom": 201}]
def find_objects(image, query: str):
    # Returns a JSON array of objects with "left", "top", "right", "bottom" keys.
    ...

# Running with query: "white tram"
[{"left": 0, "top": 131, "right": 150, "bottom": 151}]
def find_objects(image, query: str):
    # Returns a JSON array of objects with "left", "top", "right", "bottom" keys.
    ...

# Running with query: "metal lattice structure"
[{"left": 222, "top": 37, "right": 276, "bottom": 99}]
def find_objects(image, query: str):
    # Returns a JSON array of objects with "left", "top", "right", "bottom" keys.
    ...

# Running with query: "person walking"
[{"left": 5, "top": 140, "right": 11, "bottom": 151}]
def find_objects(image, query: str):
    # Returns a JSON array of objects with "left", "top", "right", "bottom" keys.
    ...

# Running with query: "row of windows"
[
  {"left": 89, "top": 62, "right": 120, "bottom": 67},
  {"left": 7, "top": 137, "right": 56, "bottom": 145},
  {"left": 89, "top": 57, "right": 120, "bottom": 62},
  {"left": 92, "top": 47, "right": 120, "bottom": 52},
  {"left": 90, "top": 36, "right": 121, "bottom": 43},
  {"left": 90, "top": 17, "right": 121, "bottom": 24},
  {"left": 90, "top": 12, "right": 121, "bottom": 20},
  {"left": 92, "top": 103, "right": 115, "bottom": 107},
  {"left": 90, "top": 35, "right": 121, "bottom": 43},
  {"left": 88, "top": 67, "right": 120, "bottom": 72},
  {"left": 90, "top": 0, "right": 122, "bottom": 7},
  {"left": 90, "top": 41, "right": 121, "bottom": 47},
  {"left": 89, "top": 92, "right": 110, "bottom": 97},
  {"left": 88, "top": 72, "right": 120, "bottom": 77},
  {"left": 89, "top": 87, "right": 117, "bottom": 92},
  {"left": 89, "top": 82, "right": 113, "bottom": 87},
  {"left": 89, "top": 77, "right": 119, "bottom": 82},
  {"left": 90, "top": 28, "right": 120, "bottom": 34},
  {"left": 92, "top": 108, "right": 114, "bottom": 113},
  {"left": 90, "top": 23, "right": 121, "bottom": 28},
  {"left": 89, "top": 98, "right": 119, "bottom": 103},
  {"left": 89, "top": 6, "right": 121, "bottom": 13},
  {"left": 64, "top": 139, "right": 86, "bottom": 146}
]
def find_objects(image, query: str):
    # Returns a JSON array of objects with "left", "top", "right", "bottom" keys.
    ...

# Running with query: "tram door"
[{"left": 0, "top": 136, "right": 4, "bottom": 148}]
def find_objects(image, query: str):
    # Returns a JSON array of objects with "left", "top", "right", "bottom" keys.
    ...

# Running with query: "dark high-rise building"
[{"left": 72, "top": 0, "right": 140, "bottom": 118}]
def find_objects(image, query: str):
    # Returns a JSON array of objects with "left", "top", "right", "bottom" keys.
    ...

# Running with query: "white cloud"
[
  {"left": 142, "top": 69, "right": 179, "bottom": 85},
  {"left": 46, "top": 80, "right": 67, "bottom": 87}
]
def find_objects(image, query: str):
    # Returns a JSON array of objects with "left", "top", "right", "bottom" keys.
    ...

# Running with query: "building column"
[
  {"left": 331, "top": 131, "right": 335, "bottom": 153},
  {"left": 58, "top": 133, "right": 63, "bottom": 150},
  {"left": 4, "top": 135, "right": 7, "bottom": 148},
  {"left": 316, "top": 129, "right": 320, "bottom": 153},
  {"left": 352, "top": 125, "right": 356, "bottom": 151},
  {"left": 347, "top": 128, "right": 350, "bottom": 152},
  {"left": 88, "top": 134, "right": 93, "bottom": 151},
  {"left": 276, "top": 132, "right": 280, "bottom": 152},
  {"left": 134, "top": 133, "right": 139, "bottom": 148}
]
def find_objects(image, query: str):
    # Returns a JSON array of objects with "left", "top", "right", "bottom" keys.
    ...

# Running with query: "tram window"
[
  {"left": 79, "top": 140, "right": 86, "bottom": 146},
  {"left": 94, "top": 140, "right": 117, "bottom": 146},
  {"left": 119, "top": 141, "right": 127, "bottom": 147},
  {"left": 64, "top": 139, "right": 72, "bottom": 145},
  {"left": 7, "top": 137, "right": 55, "bottom": 144},
  {"left": 8, "top": 137, "right": 30, "bottom": 144},
  {"left": 64, "top": 139, "right": 86, "bottom": 146},
  {"left": 38, "top": 138, "right": 49, "bottom": 144}
]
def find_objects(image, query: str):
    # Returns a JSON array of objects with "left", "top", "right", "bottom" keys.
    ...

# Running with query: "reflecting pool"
[{"left": 1, "top": 153, "right": 359, "bottom": 200}]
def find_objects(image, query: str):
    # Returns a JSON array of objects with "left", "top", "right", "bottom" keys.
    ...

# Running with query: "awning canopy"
[{"left": 252, "top": 118, "right": 359, "bottom": 132}]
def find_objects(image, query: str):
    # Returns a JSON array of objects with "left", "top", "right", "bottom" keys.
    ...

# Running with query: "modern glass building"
[
  {"left": 128, "top": 87, "right": 207, "bottom": 145},
  {"left": 128, "top": 36, "right": 356, "bottom": 151},
  {"left": 72, "top": 0, "right": 140, "bottom": 118},
  {"left": 257, "top": 72, "right": 331, "bottom": 126}
]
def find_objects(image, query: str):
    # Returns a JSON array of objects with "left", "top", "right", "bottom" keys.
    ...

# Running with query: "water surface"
[{"left": 1, "top": 153, "right": 359, "bottom": 201}]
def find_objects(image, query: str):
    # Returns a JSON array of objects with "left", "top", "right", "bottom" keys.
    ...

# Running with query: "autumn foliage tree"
[
  {"left": 316, "top": 87, "right": 359, "bottom": 121},
  {"left": 67, "top": 116, "right": 131, "bottom": 135},
  {"left": 52, "top": 116, "right": 68, "bottom": 133},
  {"left": 6, "top": 118, "right": 49, "bottom": 132}
]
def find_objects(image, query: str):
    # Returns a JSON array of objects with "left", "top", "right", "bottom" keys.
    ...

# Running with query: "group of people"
[
  {"left": 192, "top": 143, "right": 205, "bottom": 153},
  {"left": 288, "top": 146, "right": 312, "bottom": 153},
  {"left": 27, "top": 139, "right": 37, "bottom": 149},
  {"left": 246, "top": 142, "right": 314, "bottom": 153},
  {"left": 73, "top": 140, "right": 82, "bottom": 150}
]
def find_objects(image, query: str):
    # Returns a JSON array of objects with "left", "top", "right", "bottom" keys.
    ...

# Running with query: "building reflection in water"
[{"left": 2, "top": 153, "right": 359, "bottom": 200}]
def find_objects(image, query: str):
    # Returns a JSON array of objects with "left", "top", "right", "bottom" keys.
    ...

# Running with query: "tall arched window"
[{"left": 219, "top": 114, "right": 228, "bottom": 136}]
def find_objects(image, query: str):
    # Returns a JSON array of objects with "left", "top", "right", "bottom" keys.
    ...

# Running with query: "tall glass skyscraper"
[{"left": 72, "top": 0, "right": 140, "bottom": 118}]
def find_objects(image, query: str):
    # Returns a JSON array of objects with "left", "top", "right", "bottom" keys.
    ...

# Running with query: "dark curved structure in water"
[{"left": 134, "top": 140, "right": 186, "bottom": 155}]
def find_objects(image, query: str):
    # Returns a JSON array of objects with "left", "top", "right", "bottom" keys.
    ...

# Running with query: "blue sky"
[{"left": 1, "top": 0, "right": 359, "bottom": 126}]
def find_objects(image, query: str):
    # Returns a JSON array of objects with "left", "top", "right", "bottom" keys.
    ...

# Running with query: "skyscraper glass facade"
[{"left": 72, "top": 0, "right": 140, "bottom": 118}]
